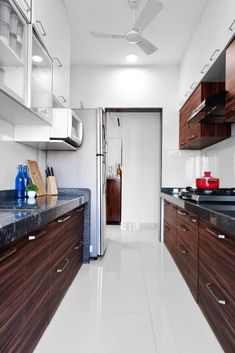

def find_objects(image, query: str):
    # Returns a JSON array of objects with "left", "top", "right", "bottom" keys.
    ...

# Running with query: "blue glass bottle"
[
  {"left": 23, "top": 165, "right": 30, "bottom": 196},
  {"left": 15, "top": 164, "right": 25, "bottom": 198}
]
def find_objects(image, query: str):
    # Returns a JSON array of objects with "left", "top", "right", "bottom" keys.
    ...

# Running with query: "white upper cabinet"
[
  {"left": 179, "top": 0, "right": 235, "bottom": 106},
  {"left": 13, "top": 0, "right": 31, "bottom": 22},
  {"left": 32, "top": 0, "right": 70, "bottom": 107}
]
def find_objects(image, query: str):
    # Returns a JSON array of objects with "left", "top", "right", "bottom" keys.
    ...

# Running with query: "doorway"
[{"left": 105, "top": 108, "right": 162, "bottom": 233}]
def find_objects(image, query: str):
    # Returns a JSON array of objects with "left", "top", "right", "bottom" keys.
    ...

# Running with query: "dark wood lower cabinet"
[
  {"left": 106, "top": 178, "right": 121, "bottom": 224},
  {"left": 164, "top": 200, "right": 235, "bottom": 353},
  {"left": 0, "top": 205, "right": 85, "bottom": 353}
]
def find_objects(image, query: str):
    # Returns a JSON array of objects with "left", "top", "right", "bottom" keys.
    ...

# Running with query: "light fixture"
[
  {"left": 126, "top": 54, "right": 138, "bottom": 63},
  {"left": 32, "top": 55, "right": 43, "bottom": 63}
]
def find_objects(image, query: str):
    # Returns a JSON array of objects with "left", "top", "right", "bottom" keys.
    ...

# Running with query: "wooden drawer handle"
[
  {"left": 58, "top": 215, "right": 71, "bottom": 223},
  {"left": 57, "top": 258, "right": 70, "bottom": 273},
  {"left": 177, "top": 225, "right": 188, "bottom": 232},
  {"left": 0, "top": 247, "right": 17, "bottom": 263},
  {"left": 205, "top": 227, "right": 226, "bottom": 240},
  {"left": 178, "top": 244, "right": 187, "bottom": 254},
  {"left": 177, "top": 210, "right": 187, "bottom": 216},
  {"left": 28, "top": 230, "right": 47, "bottom": 241},
  {"left": 206, "top": 283, "right": 226, "bottom": 305},
  {"left": 75, "top": 241, "right": 83, "bottom": 251}
]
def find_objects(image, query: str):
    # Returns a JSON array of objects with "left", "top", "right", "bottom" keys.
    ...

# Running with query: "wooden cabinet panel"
[
  {"left": 198, "top": 221, "right": 235, "bottom": 353},
  {"left": 179, "top": 82, "right": 231, "bottom": 150},
  {"left": 106, "top": 179, "right": 121, "bottom": 224},
  {"left": 164, "top": 200, "right": 177, "bottom": 227},
  {"left": 164, "top": 221, "right": 176, "bottom": 260},
  {"left": 176, "top": 210, "right": 198, "bottom": 300},
  {"left": 0, "top": 240, "right": 25, "bottom": 353},
  {"left": 225, "top": 37, "right": 235, "bottom": 122},
  {"left": 22, "top": 230, "right": 50, "bottom": 353}
]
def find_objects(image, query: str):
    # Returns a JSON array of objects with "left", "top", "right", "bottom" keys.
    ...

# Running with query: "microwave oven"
[{"left": 50, "top": 108, "right": 83, "bottom": 147}]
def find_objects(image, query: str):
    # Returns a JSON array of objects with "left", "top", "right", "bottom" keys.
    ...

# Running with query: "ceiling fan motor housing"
[
  {"left": 126, "top": 30, "right": 141, "bottom": 44},
  {"left": 128, "top": 0, "right": 140, "bottom": 10}
]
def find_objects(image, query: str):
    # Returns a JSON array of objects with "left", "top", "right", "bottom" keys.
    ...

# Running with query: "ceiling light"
[
  {"left": 32, "top": 55, "right": 43, "bottom": 63},
  {"left": 126, "top": 54, "right": 138, "bottom": 63}
]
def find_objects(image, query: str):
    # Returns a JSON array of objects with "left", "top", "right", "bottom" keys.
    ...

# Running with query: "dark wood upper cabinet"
[
  {"left": 225, "top": 37, "right": 235, "bottom": 122},
  {"left": 179, "top": 82, "right": 231, "bottom": 150}
]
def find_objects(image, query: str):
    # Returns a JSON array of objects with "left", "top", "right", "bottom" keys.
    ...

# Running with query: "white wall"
[
  {"left": 70, "top": 65, "right": 201, "bottom": 187},
  {"left": 0, "top": 119, "right": 46, "bottom": 190},
  {"left": 121, "top": 113, "right": 161, "bottom": 224}
]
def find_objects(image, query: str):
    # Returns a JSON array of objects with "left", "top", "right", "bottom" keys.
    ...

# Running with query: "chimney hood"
[{"left": 187, "top": 91, "right": 226, "bottom": 124}]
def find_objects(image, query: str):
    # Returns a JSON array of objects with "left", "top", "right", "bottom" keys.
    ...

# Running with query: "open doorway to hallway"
[{"left": 105, "top": 108, "right": 162, "bottom": 236}]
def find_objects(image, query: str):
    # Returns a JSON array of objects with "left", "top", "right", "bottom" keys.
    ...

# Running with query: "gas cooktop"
[{"left": 179, "top": 187, "right": 235, "bottom": 202}]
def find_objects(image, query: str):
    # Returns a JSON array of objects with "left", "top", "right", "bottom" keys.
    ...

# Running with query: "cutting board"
[{"left": 27, "top": 160, "right": 47, "bottom": 196}]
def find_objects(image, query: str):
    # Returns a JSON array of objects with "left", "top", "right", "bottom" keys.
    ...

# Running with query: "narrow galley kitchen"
[{"left": 35, "top": 110, "right": 222, "bottom": 353}]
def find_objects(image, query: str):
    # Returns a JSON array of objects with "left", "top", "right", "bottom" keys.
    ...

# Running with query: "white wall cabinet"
[
  {"left": 179, "top": 0, "right": 235, "bottom": 106},
  {"left": 32, "top": 0, "right": 70, "bottom": 107}
]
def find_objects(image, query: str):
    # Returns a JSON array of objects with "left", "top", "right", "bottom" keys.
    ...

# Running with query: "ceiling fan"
[{"left": 90, "top": 0, "right": 163, "bottom": 55}]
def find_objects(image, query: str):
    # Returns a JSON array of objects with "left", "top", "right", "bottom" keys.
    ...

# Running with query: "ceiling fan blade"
[
  {"left": 90, "top": 31, "right": 125, "bottom": 39},
  {"left": 136, "top": 37, "right": 158, "bottom": 55},
  {"left": 134, "top": 0, "right": 163, "bottom": 32}
]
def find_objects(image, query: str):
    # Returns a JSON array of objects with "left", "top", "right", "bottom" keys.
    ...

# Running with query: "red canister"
[{"left": 196, "top": 171, "right": 219, "bottom": 190}]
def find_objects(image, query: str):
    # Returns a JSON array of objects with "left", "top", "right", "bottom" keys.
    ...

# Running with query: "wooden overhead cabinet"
[
  {"left": 225, "top": 37, "right": 235, "bottom": 122},
  {"left": 179, "top": 82, "right": 231, "bottom": 150}
]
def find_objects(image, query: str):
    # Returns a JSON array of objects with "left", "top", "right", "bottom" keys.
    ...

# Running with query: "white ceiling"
[{"left": 64, "top": 0, "right": 207, "bottom": 66}]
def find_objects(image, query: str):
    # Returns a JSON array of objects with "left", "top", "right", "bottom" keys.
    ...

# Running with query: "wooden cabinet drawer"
[
  {"left": 177, "top": 208, "right": 198, "bottom": 235},
  {"left": 69, "top": 239, "right": 83, "bottom": 283},
  {"left": 163, "top": 221, "right": 176, "bottom": 260},
  {"left": 176, "top": 235, "right": 198, "bottom": 300},
  {"left": 164, "top": 201, "right": 177, "bottom": 227},
  {"left": 198, "top": 220, "right": 235, "bottom": 353},
  {"left": 0, "top": 240, "right": 25, "bottom": 353},
  {"left": 198, "top": 264, "right": 235, "bottom": 353}
]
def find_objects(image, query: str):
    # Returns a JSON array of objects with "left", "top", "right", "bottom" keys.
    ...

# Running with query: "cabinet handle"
[
  {"left": 209, "top": 49, "right": 220, "bottom": 61},
  {"left": 206, "top": 283, "right": 226, "bottom": 305},
  {"left": 191, "top": 218, "right": 197, "bottom": 223},
  {"left": 179, "top": 101, "right": 184, "bottom": 106},
  {"left": 188, "top": 135, "right": 197, "bottom": 141},
  {"left": 57, "top": 258, "right": 70, "bottom": 273},
  {"left": 58, "top": 215, "right": 71, "bottom": 223},
  {"left": 35, "top": 20, "right": 47, "bottom": 36},
  {"left": 53, "top": 57, "right": 63, "bottom": 67},
  {"left": 178, "top": 244, "right": 187, "bottom": 254},
  {"left": 177, "top": 210, "right": 187, "bottom": 216},
  {"left": 185, "top": 91, "right": 191, "bottom": 97},
  {"left": 177, "top": 225, "right": 188, "bottom": 232},
  {"left": 75, "top": 241, "right": 83, "bottom": 251},
  {"left": 205, "top": 227, "right": 226, "bottom": 240},
  {"left": 190, "top": 82, "right": 197, "bottom": 89},
  {"left": 229, "top": 18, "right": 235, "bottom": 32},
  {"left": 201, "top": 64, "right": 210, "bottom": 74},
  {"left": 28, "top": 230, "right": 47, "bottom": 241},
  {"left": 59, "top": 95, "right": 67, "bottom": 103},
  {"left": 0, "top": 247, "right": 17, "bottom": 263}
]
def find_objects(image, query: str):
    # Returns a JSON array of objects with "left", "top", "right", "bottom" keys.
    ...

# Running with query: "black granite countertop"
[
  {"left": 0, "top": 188, "right": 90, "bottom": 248},
  {"left": 161, "top": 188, "right": 235, "bottom": 236}
]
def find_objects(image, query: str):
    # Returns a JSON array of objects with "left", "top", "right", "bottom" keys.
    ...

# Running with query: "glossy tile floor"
[{"left": 34, "top": 225, "right": 224, "bottom": 353}]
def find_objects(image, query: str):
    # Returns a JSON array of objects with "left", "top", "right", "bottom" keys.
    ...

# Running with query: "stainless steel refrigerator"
[{"left": 73, "top": 108, "right": 107, "bottom": 257}]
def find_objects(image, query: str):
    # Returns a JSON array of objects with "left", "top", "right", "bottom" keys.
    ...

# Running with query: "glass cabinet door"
[
  {"left": 31, "top": 31, "right": 53, "bottom": 123},
  {"left": 0, "top": 0, "right": 28, "bottom": 104}
]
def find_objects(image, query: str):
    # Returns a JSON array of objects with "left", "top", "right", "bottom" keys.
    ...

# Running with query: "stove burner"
[{"left": 179, "top": 188, "right": 235, "bottom": 202}]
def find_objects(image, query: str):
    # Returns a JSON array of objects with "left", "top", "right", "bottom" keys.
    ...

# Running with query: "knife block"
[{"left": 47, "top": 176, "right": 58, "bottom": 195}]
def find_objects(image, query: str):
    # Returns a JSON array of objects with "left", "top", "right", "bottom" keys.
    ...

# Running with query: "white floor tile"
[
  {"left": 34, "top": 311, "right": 157, "bottom": 353},
  {"left": 151, "top": 314, "right": 224, "bottom": 353},
  {"left": 33, "top": 225, "right": 224, "bottom": 353}
]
